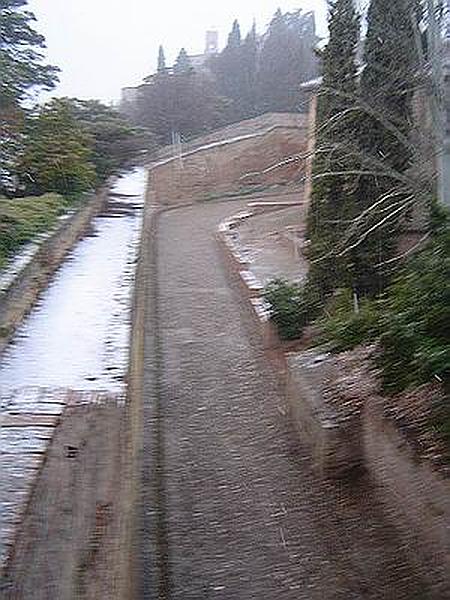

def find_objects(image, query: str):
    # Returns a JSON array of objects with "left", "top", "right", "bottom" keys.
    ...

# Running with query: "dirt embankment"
[{"left": 149, "top": 113, "right": 308, "bottom": 205}]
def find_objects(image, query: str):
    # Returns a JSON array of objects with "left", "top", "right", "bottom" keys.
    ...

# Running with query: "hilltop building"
[{"left": 120, "top": 31, "right": 219, "bottom": 109}]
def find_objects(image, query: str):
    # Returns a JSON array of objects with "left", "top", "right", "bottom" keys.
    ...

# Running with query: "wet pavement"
[
  {"left": 141, "top": 198, "right": 431, "bottom": 599},
  {"left": 235, "top": 202, "right": 308, "bottom": 286},
  {"left": 0, "top": 168, "right": 146, "bottom": 566}
]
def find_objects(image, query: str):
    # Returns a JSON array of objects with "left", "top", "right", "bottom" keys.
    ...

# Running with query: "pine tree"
[
  {"left": 227, "top": 19, "right": 241, "bottom": 49},
  {"left": 0, "top": 0, "right": 59, "bottom": 108},
  {"left": 306, "top": 0, "right": 360, "bottom": 295},
  {"left": 174, "top": 48, "right": 192, "bottom": 74},
  {"left": 157, "top": 45, "right": 166, "bottom": 74}
]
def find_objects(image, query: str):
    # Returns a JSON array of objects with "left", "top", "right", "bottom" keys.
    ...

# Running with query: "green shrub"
[
  {"left": 319, "top": 288, "right": 381, "bottom": 351},
  {"left": 313, "top": 221, "right": 450, "bottom": 396},
  {"left": 264, "top": 278, "right": 322, "bottom": 341},
  {"left": 378, "top": 227, "right": 450, "bottom": 393},
  {"left": 0, "top": 193, "right": 67, "bottom": 268}
]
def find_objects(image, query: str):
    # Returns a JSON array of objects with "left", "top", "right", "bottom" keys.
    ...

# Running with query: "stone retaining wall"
[
  {"left": 364, "top": 398, "right": 450, "bottom": 596},
  {"left": 286, "top": 352, "right": 363, "bottom": 478},
  {"left": 120, "top": 186, "right": 156, "bottom": 599}
]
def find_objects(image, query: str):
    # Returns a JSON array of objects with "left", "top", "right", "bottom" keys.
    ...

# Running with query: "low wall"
[
  {"left": 120, "top": 181, "right": 158, "bottom": 599},
  {"left": 0, "top": 184, "right": 112, "bottom": 354},
  {"left": 216, "top": 210, "right": 363, "bottom": 478},
  {"left": 286, "top": 353, "right": 363, "bottom": 478},
  {"left": 364, "top": 399, "right": 450, "bottom": 596}
]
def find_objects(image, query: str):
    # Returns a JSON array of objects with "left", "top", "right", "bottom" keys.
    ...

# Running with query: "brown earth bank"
[
  {"left": 139, "top": 195, "right": 434, "bottom": 599},
  {"left": 149, "top": 113, "right": 307, "bottom": 205},
  {"left": 0, "top": 398, "right": 127, "bottom": 600}
]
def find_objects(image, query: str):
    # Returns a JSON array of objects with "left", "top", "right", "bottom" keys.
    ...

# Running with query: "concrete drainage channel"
[{"left": 0, "top": 168, "right": 147, "bottom": 595}]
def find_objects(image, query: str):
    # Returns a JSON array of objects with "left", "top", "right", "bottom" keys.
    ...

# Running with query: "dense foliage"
[
  {"left": 264, "top": 278, "right": 322, "bottom": 341},
  {"left": 70, "top": 99, "right": 154, "bottom": 183},
  {"left": 378, "top": 225, "right": 450, "bottom": 393},
  {"left": 133, "top": 71, "right": 229, "bottom": 144},
  {"left": 0, "top": 192, "right": 67, "bottom": 267},
  {"left": 0, "top": 0, "right": 59, "bottom": 193},
  {"left": 317, "top": 220, "right": 450, "bottom": 394},
  {"left": 18, "top": 99, "right": 97, "bottom": 199}
]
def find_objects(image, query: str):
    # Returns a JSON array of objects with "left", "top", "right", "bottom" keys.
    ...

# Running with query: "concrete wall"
[
  {"left": 286, "top": 352, "right": 363, "bottom": 478},
  {"left": 364, "top": 399, "right": 450, "bottom": 596},
  {"left": 120, "top": 182, "right": 157, "bottom": 599},
  {"left": 150, "top": 115, "right": 308, "bottom": 205},
  {"left": 0, "top": 185, "right": 111, "bottom": 355}
]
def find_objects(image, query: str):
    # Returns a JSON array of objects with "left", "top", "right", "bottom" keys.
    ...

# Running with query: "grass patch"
[{"left": 0, "top": 193, "right": 69, "bottom": 269}]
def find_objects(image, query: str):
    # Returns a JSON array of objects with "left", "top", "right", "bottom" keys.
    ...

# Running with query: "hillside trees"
[
  {"left": 256, "top": 9, "right": 319, "bottom": 113},
  {"left": 134, "top": 71, "right": 229, "bottom": 144},
  {"left": 19, "top": 99, "right": 96, "bottom": 198},
  {"left": 211, "top": 20, "right": 258, "bottom": 121},
  {"left": 128, "top": 9, "right": 320, "bottom": 138}
]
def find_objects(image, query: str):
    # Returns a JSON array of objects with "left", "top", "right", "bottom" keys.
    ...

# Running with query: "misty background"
[{"left": 27, "top": 0, "right": 328, "bottom": 103}]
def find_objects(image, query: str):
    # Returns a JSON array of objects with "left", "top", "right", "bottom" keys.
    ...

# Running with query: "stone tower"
[{"left": 205, "top": 30, "right": 219, "bottom": 55}]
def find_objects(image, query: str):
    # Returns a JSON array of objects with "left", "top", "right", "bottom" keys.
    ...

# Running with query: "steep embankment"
[{"left": 149, "top": 113, "right": 309, "bottom": 205}]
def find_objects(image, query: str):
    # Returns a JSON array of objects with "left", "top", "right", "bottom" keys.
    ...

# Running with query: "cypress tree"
[
  {"left": 360, "top": 0, "right": 419, "bottom": 174},
  {"left": 241, "top": 22, "right": 259, "bottom": 117},
  {"left": 227, "top": 19, "right": 241, "bottom": 49},
  {"left": 174, "top": 48, "right": 192, "bottom": 74},
  {"left": 307, "top": 0, "right": 360, "bottom": 295},
  {"left": 352, "top": 0, "right": 420, "bottom": 294},
  {"left": 157, "top": 45, "right": 166, "bottom": 74}
]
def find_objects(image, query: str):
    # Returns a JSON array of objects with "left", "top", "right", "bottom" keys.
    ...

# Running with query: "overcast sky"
[{"left": 27, "top": 0, "right": 328, "bottom": 104}]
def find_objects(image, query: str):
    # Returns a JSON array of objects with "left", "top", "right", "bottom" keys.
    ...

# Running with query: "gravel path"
[{"left": 142, "top": 199, "right": 430, "bottom": 600}]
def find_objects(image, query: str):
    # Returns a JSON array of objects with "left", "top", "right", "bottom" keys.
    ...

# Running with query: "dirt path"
[
  {"left": 1, "top": 398, "right": 126, "bottom": 600},
  {"left": 140, "top": 199, "right": 431, "bottom": 599}
]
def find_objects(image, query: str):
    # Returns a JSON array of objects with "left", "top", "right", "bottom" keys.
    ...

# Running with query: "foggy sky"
[{"left": 27, "top": 0, "right": 328, "bottom": 104}]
